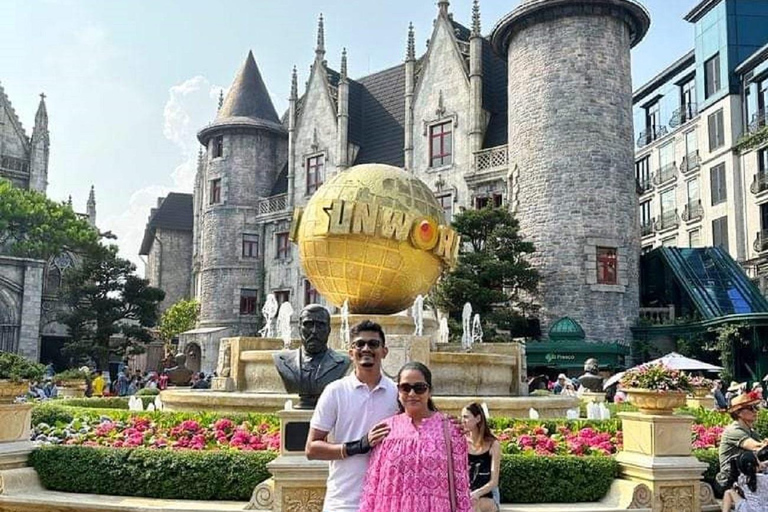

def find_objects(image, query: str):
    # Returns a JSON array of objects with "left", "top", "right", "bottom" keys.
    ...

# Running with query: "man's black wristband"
[{"left": 344, "top": 435, "right": 371, "bottom": 456}]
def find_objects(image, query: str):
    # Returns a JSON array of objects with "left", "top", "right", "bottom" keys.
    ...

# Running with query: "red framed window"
[
  {"left": 209, "top": 179, "right": 221, "bottom": 205},
  {"left": 239, "top": 289, "right": 258, "bottom": 315},
  {"left": 306, "top": 155, "right": 324, "bottom": 195},
  {"left": 274, "top": 290, "right": 290, "bottom": 305},
  {"left": 242, "top": 234, "right": 259, "bottom": 258},
  {"left": 429, "top": 122, "right": 453, "bottom": 168},
  {"left": 596, "top": 247, "right": 618, "bottom": 285},
  {"left": 276, "top": 232, "right": 290, "bottom": 259},
  {"left": 304, "top": 279, "right": 320, "bottom": 305}
]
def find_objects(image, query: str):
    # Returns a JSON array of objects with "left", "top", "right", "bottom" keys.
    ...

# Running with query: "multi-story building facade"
[
  {"left": 632, "top": 0, "right": 768, "bottom": 297},
  {"left": 174, "top": 0, "right": 649, "bottom": 373}
]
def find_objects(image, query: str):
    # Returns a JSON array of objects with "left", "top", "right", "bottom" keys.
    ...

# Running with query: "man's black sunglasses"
[
  {"left": 353, "top": 339, "right": 382, "bottom": 350},
  {"left": 397, "top": 382, "right": 430, "bottom": 395}
]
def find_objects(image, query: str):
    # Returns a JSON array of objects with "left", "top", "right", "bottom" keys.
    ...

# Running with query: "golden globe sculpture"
[{"left": 290, "top": 163, "right": 459, "bottom": 314}]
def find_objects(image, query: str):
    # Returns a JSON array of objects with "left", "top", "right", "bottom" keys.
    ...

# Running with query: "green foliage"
[
  {"left": 29, "top": 446, "right": 276, "bottom": 501},
  {"left": 136, "top": 387, "right": 160, "bottom": 396},
  {"left": 432, "top": 207, "right": 539, "bottom": 340},
  {"left": 499, "top": 455, "right": 617, "bottom": 503},
  {"left": 735, "top": 126, "right": 768, "bottom": 154},
  {"left": 58, "top": 244, "right": 165, "bottom": 368},
  {"left": 158, "top": 299, "right": 199, "bottom": 344},
  {"left": 0, "top": 351, "right": 45, "bottom": 381},
  {"left": 53, "top": 368, "right": 88, "bottom": 381},
  {"left": 709, "top": 323, "right": 750, "bottom": 384},
  {"left": 620, "top": 363, "right": 693, "bottom": 392},
  {"left": 694, "top": 448, "right": 719, "bottom": 486},
  {"left": 678, "top": 406, "right": 730, "bottom": 427},
  {"left": 0, "top": 179, "right": 99, "bottom": 260},
  {"left": 487, "top": 417, "right": 622, "bottom": 434}
]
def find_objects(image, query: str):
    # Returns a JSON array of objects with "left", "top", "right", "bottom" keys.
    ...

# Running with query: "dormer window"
[
  {"left": 213, "top": 136, "right": 224, "bottom": 158},
  {"left": 307, "top": 155, "right": 324, "bottom": 195},
  {"left": 429, "top": 121, "right": 453, "bottom": 168}
]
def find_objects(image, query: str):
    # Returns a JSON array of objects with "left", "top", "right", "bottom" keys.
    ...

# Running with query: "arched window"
[{"left": 46, "top": 266, "right": 62, "bottom": 294}]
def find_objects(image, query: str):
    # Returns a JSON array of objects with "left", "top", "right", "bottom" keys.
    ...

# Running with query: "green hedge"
[
  {"left": 499, "top": 455, "right": 617, "bottom": 503},
  {"left": 694, "top": 448, "right": 719, "bottom": 486},
  {"left": 29, "top": 446, "right": 276, "bottom": 501}
]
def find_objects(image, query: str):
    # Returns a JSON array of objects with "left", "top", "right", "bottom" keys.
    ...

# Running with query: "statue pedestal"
[
  {"left": 615, "top": 412, "right": 713, "bottom": 512},
  {"left": 579, "top": 391, "right": 606, "bottom": 404},
  {"left": 686, "top": 395, "right": 715, "bottom": 410},
  {"left": 248, "top": 408, "right": 327, "bottom": 512},
  {"left": 211, "top": 377, "right": 235, "bottom": 391}
]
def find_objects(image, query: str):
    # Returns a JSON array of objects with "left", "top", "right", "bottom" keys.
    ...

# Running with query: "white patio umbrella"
[{"left": 602, "top": 352, "right": 722, "bottom": 390}]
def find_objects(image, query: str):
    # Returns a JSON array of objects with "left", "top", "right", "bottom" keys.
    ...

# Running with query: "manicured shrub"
[
  {"left": 30, "top": 445, "right": 276, "bottom": 501},
  {"left": 136, "top": 387, "right": 160, "bottom": 396},
  {"left": 694, "top": 448, "right": 719, "bottom": 486},
  {"left": 499, "top": 455, "right": 617, "bottom": 503}
]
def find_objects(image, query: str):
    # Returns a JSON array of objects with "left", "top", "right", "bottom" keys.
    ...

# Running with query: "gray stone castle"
[{"left": 141, "top": 0, "right": 649, "bottom": 373}]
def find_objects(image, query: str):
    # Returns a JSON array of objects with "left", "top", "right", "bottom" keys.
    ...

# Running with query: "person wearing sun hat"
[{"left": 715, "top": 391, "right": 768, "bottom": 497}]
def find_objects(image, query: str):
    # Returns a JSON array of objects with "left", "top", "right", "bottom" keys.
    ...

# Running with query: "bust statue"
[
  {"left": 578, "top": 358, "right": 604, "bottom": 393},
  {"left": 273, "top": 304, "right": 351, "bottom": 409},
  {"left": 166, "top": 353, "right": 194, "bottom": 386}
]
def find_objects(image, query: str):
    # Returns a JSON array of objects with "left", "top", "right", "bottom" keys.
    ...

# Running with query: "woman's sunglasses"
[{"left": 397, "top": 382, "right": 430, "bottom": 394}]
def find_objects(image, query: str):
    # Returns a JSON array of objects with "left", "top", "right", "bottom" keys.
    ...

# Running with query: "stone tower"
[
  {"left": 29, "top": 93, "right": 49, "bottom": 193},
  {"left": 491, "top": 0, "right": 650, "bottom": 344},
  {"left": 195, "top": 51, "right": 288, "bottom": 334}
]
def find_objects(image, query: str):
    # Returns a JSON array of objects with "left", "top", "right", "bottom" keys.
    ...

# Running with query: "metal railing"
[
  {"left": 257, "top": 194, "right": 288, "bottom": 215},
  {"left": 751, "top": 173, "right": 768, "bottom": 195},
  {"left": 0, "top": 324, "right": 19, "bottom": 353},
  {"left": 654, "top": 210, "right": 679, "bottom": 232},
  {"left": 681, "top": 200, "right": 703, "bottom": 222},
  {"left": 637, "top": 125, "right": 668, "bottom": 148},
  {"left": 652, "top": 163, "right": 677, "bottom": 186},
  {"left": 669, "top": 103, "right": 698, "bottom": 128},
  {"left": 0, "top": 155, "right": 29, "bottom": 173},
  {"left": 748, "top": 109, "right": 768, "bottom": 134},
  {"left": 680, "top": 151, "right": 701, "bottom": 174},
  {"left": 755, "top": 229, "right": 768, "bottom": 253},
  {"left": 639, "top": 306, "right": 676, "bottom": 325},
  {"left": 636, "top": 178, "right": 653, "bottom": 194},
  {"left": 640, "top": 222, "right": 655, "bottom": 237},
  {"left": 474, "top": 145, "right": 508, "bottom": 172}
]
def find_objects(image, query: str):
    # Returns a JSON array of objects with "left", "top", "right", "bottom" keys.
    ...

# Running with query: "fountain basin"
[{"left": 431, "top": 352, "right": 518, "bottom": 395}]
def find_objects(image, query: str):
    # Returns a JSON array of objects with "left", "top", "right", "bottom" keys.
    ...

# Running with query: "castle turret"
[
  {"left": 196, "top": 50, "right": 288, "bottom": 334},
  {"left": 404, "top": 23, "right": 416, "bottom": 171},
  {"left": 29, "top": 93, "right": 49, "bottom": 193},
  {"left": 86, "top": 185, "right": 96, "bottom": 226},
  {"left": 491, "top": 0, "right": 650, "bottom": 344},
  {"left": 336, "top": 49, "right": 350, "bottom": 172}
]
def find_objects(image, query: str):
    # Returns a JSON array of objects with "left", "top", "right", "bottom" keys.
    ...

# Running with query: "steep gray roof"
[
  {"left": 218, "top": 51, "right": 281, "bottom": 124},
  {"left": 139, "top": 193, "right": 193, "bottom": 255}
]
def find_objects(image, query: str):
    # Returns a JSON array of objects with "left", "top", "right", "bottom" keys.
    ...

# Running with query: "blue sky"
[{"left": 1, "top": 0, "right": 694, "bottom": 270}]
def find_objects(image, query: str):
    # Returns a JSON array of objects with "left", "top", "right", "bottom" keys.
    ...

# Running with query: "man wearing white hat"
[{"left": 552, "top": 374, "right": 568, "bottom": 395}]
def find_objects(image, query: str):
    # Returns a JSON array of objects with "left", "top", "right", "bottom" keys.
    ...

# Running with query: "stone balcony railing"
[
  {"left": 257, "top": 194, "right": 288, "bottom": 215},
  {"left": 637, "top": 125, "right": 668, "bottom": 148},
  {"left": 748, "top": 109, "right": 768, "bottom": 134},
  {"left": 474, "top": 145, "right": 508, "bottom": 173},
  {"left": 639, "top": 306, "right": 675, "bottom": 325},
  {"left": 754, "top": 229, "right": 768, "bottom": 253},
  {"left": 654, "top": 210, "right": 679, "bottom": 232},
  {"left": 679, "top": 151, "right": 701, "bottom": 174},
  {"left": 681, "top": 200, "right": 703, "bottom": 223},
  {"left": 652, "top": 163, "right": 677, "bottom": 186},
  {"left": 750, "top": 173, "right": 768, "bottom": 195},
  {"left": 669, "top": 103, "right": 698, "bottom": 128}
]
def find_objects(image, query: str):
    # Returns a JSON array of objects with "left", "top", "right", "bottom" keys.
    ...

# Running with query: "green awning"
[{"left": 526, "top": 339, "right": 629, "bottom": 370}]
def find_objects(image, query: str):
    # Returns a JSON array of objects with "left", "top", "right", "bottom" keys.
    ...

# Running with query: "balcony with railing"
[
  {"left": 637, "top": 125, "right": 668, "bottom": 148},
  {"left": 474, "top": 145, "right": 509, "bottom": 173},
  {"left": 256, "top": 194, "right": 288, "bottom": 215},
  {"left": 669, "top": 103, "right": 698, "bottom": 129},
  {"left": 748, "top": 109, "right": 768, "bottom": 134},
  {"left": 680, "top": 151, "right": 701, "bottom": 174},
  {"left": 654, "top": 210, "right": 679, "bottom": 232},
  {"left": 640, "top": 222, "right": 655, "bottom": 237},
  {"left": 639, "top": 306, "right": 675, "bottom": 325},
  {"left": 636, "top": 177, "right": 653, "bottom": 195},
  {"left": 754, "top": 229, "right": 768, "bottom": 253},
  {"left": 681, "top": 200, "right": 703, "bottom": 223},
  {"left": 652, "top": 163, "right": 677, "bottom": 186},
  {"left": 751, "top": 173, "right": 768, "bottom": 195}
]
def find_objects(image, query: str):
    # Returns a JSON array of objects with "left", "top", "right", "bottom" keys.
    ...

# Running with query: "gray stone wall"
[
  {"left": 147, "top": 228, "right": 193, "bottom": 314},
  {"left": 505, "top": 9, "right": 640, "bottom": 343},
  {"left": 0, "top": 94, "right": 31, "bottom": 190},
  {"left": 0, "top": 256, "right": 43, "bottom": 359}
]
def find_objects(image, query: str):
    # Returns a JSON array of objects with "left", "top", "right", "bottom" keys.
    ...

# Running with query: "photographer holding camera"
[{"left": 716, "top": 392, "right": 768, "bottom": 501}]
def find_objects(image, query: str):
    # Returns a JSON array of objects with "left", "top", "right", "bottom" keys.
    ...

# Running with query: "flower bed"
[{"left": 497, "top": 424, "right": 622, "bottom": 456}]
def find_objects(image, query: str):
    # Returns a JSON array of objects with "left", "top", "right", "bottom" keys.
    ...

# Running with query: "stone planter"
[
  {"left": 58, "top": 379, "right": 86, "bottom": 398},
  {"left": 0, "top": 380, "right": 28, "bottom": 404},
  {"left": 690, "top": 386, "right": 709, "bottom": 398},
  {"left": 625, "top": 388, "right": 687, "bottom": 415},
  {"left": 0, "top": 380, "right": 34, "bottom": 468}
]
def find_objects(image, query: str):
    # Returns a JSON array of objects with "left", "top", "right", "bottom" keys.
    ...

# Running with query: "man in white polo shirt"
[{"left": 306, "top": 319, "right": 398, "bottom": 512}]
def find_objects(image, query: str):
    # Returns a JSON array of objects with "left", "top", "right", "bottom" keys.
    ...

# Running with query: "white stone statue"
[
  {"left": 339, "top": 299, "right": 350, "bottom": 348},
  {"left": 128, "top": 396, "right": 143, "bottom": 412},
  {"left": 412, "top": 295, "right": 424, "bottom": 336},
  {"left": 461, "top": 302, "right": 473, "bottom": 351},
  {"left": 277, "top": 301, "right": 294, "bottom": 349},
  {"left": 154, "top": 396, "right": 164, "bottom": 412},
  {"left": 472, "top": 313, "right": 483, "bottom": 344},
  {"left": 438, "top": 317, "right": 450, "bottom": 345},
  {"left": 259, "top": 294, "right": 279, "bottom": 338}
]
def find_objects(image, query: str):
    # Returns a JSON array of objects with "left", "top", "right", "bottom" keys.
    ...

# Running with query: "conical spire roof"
[{"left": 217, "top": 51, "right": 280, "bottom": 124}]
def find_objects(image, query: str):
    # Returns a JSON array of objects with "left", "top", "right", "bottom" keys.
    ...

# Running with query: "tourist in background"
[
  {"left": 462, "top": 402, "right": 500, "bottom": 512},
  {"left": 720, "top": 451, "right": 768, "bottom": 512},
  {"left": 715, "top": 392, "right": 767, "bottom": 498},
  {"left": 714, "top": 380, "right": 728, "bottom": 411},
  {"left": 358, "top": 361, "right": 471, "bottom": 512},
  {"left": 562, "top": 382, "right": 578, "bottom": 398},
  {"left": 552, "top": 374, "right": 568, "bottom": 395},
  {"left": 92, "top": 371, "right": 105, "bottom": 397}
]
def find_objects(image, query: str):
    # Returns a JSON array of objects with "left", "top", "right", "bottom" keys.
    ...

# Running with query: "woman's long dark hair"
[
  {"left": 465, "top": 402, "right": 496, "bottom": 443},
  {"left": 738, "top": 451, "right": 759, "bottom": 493},
  {"left": 396, "top": 361, "right": 437, "bottom": 413}
]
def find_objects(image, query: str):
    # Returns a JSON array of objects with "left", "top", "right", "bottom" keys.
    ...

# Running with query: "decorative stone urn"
[
  {"left": 690, "top": 386, "right": 709, "bottom": 399},
  {"left": 0, "top": 380, "right": 34, "bottom": 469},
  {"left": 625, "top": 389, "right": 688, "bottom": 415},
  {"left": 0, "top": 380, "right": 27, "bottom": 404},
  {"left": 57, "top": 379, "right": 86, "bottom": 398}
]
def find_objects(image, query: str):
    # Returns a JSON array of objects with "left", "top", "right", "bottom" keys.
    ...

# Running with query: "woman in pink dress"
[{"left": 359, "top": 361, "right": 472, "bottom": 512}]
